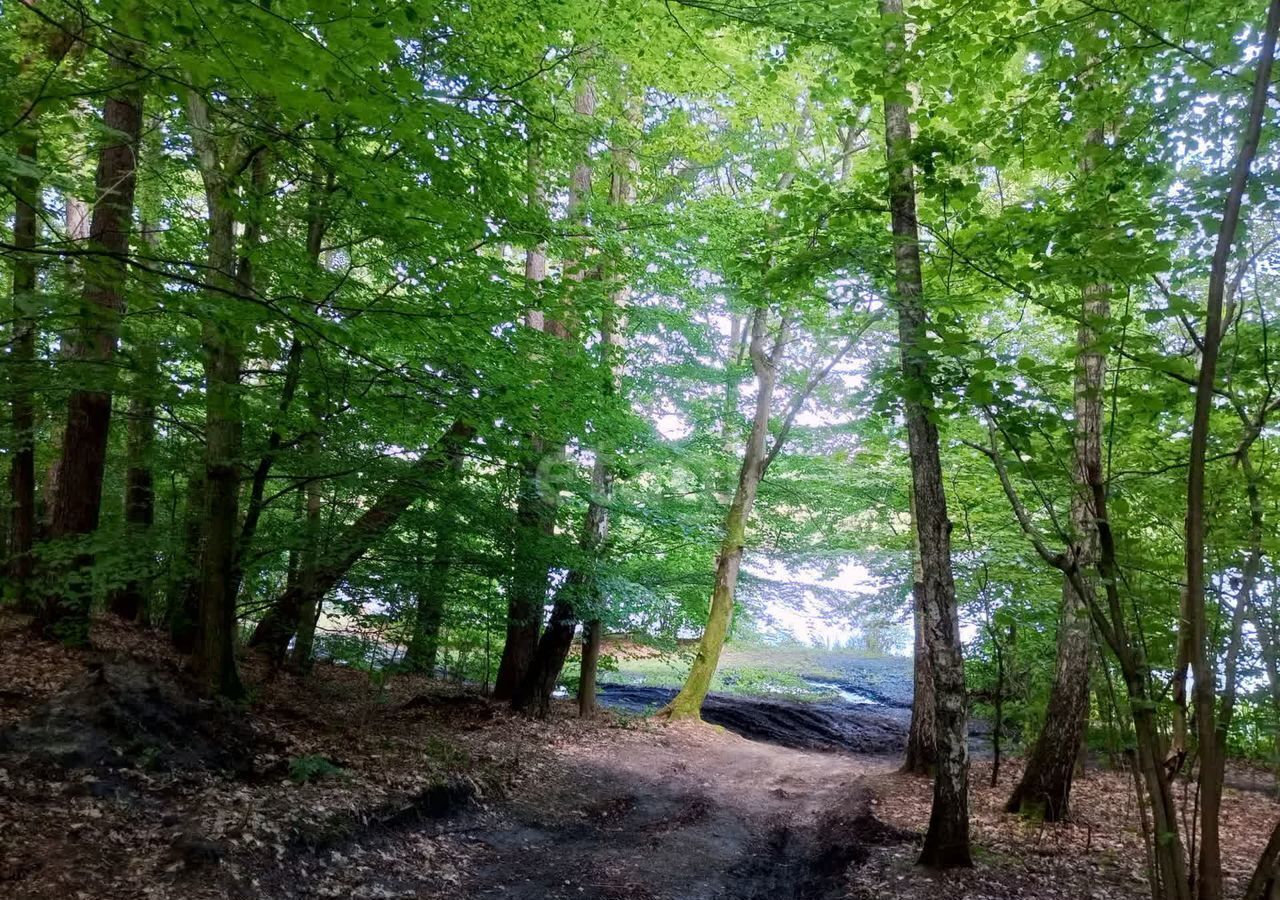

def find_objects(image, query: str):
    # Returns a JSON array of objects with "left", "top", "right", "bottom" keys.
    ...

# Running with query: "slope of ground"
[{"left": 1, "top": 614, "right": 1277, "bottom": 900}]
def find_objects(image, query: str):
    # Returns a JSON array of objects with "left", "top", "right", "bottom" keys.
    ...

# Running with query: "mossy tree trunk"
[{"left": 660, "top": 307, "right": 788, "bottom": 719}]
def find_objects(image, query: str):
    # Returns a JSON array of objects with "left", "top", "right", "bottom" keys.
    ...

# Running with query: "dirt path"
[{"left": 459, "top": 721, "right": 912, "bottom": 900}]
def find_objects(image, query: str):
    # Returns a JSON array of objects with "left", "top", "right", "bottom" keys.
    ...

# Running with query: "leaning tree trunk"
[
  {"left": 251, "top": 419, "right": 476, "bottom": 662},
  {"left": 1184, "top": 3, "right": 1280, "bottom": 897},
  {"left": 660, "top": 308, "right": 786, "bottom": 719},
  {"left": 40, "top": 54, "right": 144, "bottom": 642},
  {"left": 232, "top": 168, "right": 328, "bottom": 603},
  {"left": 881, "top": 0, "right": 971, "bottom": 867},
  {"left": 1008, "top": 251, "right": 1108, "bottom": 820},
  {"left": 1245, "top": 816, "right": 1280, "bottom": 900}
]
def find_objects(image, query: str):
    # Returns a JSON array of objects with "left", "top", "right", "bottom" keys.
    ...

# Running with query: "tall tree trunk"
[
  {"left": 183, "top": 91, "right": 250, "bottom": 696},
  {"left": 7, "top": 4, "right": 77, "bottom": 613},
  {"left": 1008, "top": 223, "right": 1108, "bottom": 819},
  {"left": 39, "top": 53, "right": 144, "bottom": 642},
  {"left": 251, "top": 419, "right": 476, "bottom": 661},
  {"left": 512, "top": 73, "right": 615, "bottom": 717},
  {"left": 881, "top": 0, "right": 971, "bottom": 867},
  {"left": 1184, "top": 3, "right": 1280, "bottom": 896},
  {"left": 493, "top": 140, "right": 558, "bottom": 701},
  {"left": 579, "top": 618, "right": 602, "bottom": 716},
  {"left": 8, "top": 136, "right": 39, "bottom": 613},
  {"left": 580, "top": 90, "right": 638, "bottom": 717},
  {"left": 902, "top": 495, "right": 936, "bottom": 774},
  {"left": 660, "top": 308, "right": 788, "bottom": 719}
]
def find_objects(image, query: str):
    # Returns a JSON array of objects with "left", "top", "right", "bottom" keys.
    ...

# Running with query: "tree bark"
[
  {"left": 902, "top": 495, "right": 936, "bottom": 774},
  {"left": 661, "top": 308, "right": 788, "bottom": 718},
  {"left": 493, "top": 138, "right": 559, "bottom": 701},
  {"left": 251, "top": 419, "right": 476, "bottom": 662},
  {"left": 1008, "top": 219, "right": 1108, "bottom": 819},
  {"left": 881, "top": 0, "right": 971, "bottom": 867},
  {"left": 39, "top": 50, "right": 144, "bottom": 642},
  {"left": 1245, "top": 816, "right": 1280, "bottom": 900},
  {"left": 579, "top": 618, "right": 602, "bottom": 717},
  {"left": 1184, "top": 3, "right": 1280, "bottom": 896}
]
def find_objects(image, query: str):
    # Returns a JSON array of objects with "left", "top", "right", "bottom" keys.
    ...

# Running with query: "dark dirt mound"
[
  {"left": 597, "top": 684, "right": 912, "bottom": 755},
  {"left": 0, "top": 658, "right": 259, "bottom": 788},
  {"left": 465, "top": 736, "right": 908, "bottom": 900}
]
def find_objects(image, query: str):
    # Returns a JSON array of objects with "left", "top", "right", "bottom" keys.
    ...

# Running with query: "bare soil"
[{"left": 1, "top": 614, "right": 1277, "bottom": 900}]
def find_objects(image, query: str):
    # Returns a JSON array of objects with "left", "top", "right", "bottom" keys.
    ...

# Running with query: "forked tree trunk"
[
  {"left": 183, "top": 90, "right": 259, "bottom": 697},
  {"left": 40, "top": 53, "right": 144, "bottom": 642},
  {"left": 881, "top": 0, "right": 971, "bottom": 867},
  {"left": 191, "top": 174, "right": 244, "bottom": 697},
  {"left": 513, "top": 76, "right": 635, "bottom": 718},
  {"left": 1184, "top": 3, "right": 1280, "bottom": 896}
]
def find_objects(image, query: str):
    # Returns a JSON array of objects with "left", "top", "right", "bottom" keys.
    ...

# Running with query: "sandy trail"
[{"left": 462, "top": 720, "right": 911, "bottom": 900}]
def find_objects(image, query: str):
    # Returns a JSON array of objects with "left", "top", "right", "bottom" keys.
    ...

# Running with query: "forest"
[{"left": 3, "top": 0, "right": 1280, "bottom": 897}]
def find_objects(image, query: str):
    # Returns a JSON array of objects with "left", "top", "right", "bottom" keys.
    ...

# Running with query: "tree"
[
  {"left": 880, "top": 0, "right": 971, "bottom": 867},
  {"left": 40, "top": 35, "right": 143, "bottom": 642}
]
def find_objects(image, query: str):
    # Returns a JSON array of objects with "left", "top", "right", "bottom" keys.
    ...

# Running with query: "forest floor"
[{"left": 1, "top": 614, "right": 1277, "bottom": 900}]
